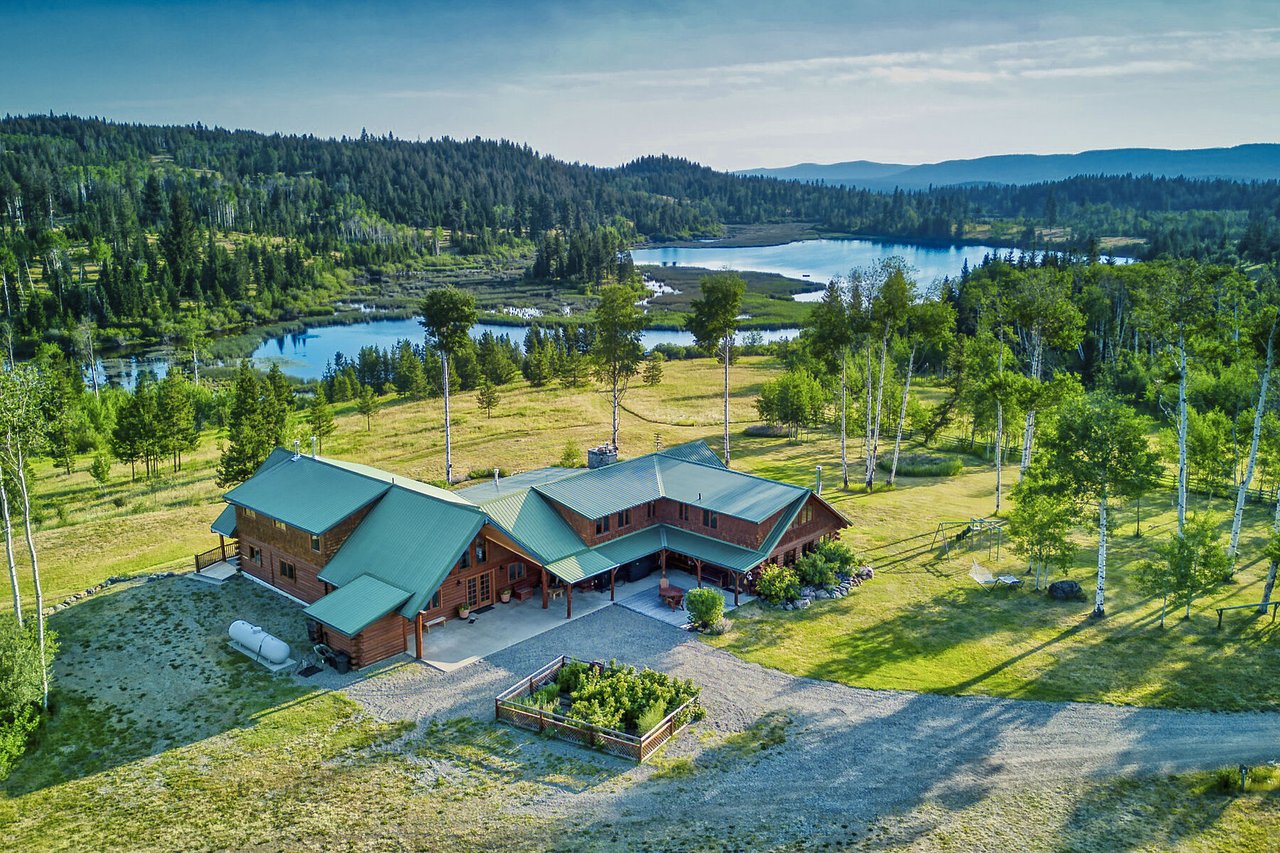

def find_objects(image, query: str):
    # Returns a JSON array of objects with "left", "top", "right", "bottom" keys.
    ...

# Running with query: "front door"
[{"left": 466, "top": 571, "right": 494, "bottom": 608}]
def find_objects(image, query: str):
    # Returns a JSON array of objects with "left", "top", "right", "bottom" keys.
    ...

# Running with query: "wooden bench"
[
  {"left": 424, "top": 616, "right": 447, "bottom": 633},
  {"left": 1216, "top": 601, "right": 1280, "bottom": 628},
  {"left": 513, "top": 587, "right": 536, "bottom": 602}
]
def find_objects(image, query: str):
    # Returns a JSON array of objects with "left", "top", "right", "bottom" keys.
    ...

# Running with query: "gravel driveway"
[{"left": 312, "top": 605, "right": 1280, "bottom": 840}]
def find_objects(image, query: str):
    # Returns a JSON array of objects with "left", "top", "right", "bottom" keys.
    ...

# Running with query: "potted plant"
[
  {"left": 457, "top": 603, "right": 470, "bottom": 619},
  {"left": 500, "top": 588, "right": 512, "bottom": 603}
]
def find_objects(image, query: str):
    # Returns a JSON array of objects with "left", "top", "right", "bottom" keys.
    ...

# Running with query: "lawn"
[{"left": 8, "top": 356, "right": 1280, "bottom": 715}]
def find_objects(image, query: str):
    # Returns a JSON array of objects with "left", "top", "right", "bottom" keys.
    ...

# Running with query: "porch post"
[
  {"left": 219, "top": 534, "right": 226, "bottom": 562},
  {"left": 610, "top": 567, "right": 617, "bottom": 601},
  {"left": 566, "top": 583, "right": 573, "bottom": 619},
  {"left": 541, "top": 566, "right": 549, "bottom": 609},
  {"left": 734, "top": 572, "right": 740, "bottom": 606},
  {"left": 415, "top": 612, "right": 423, "bottom": 659},
  {"left": 695, "top": 559, "right": 702, "bottom": 588},
  {"left": 659, "top": 550, "right": 667, "bottom": 583}
]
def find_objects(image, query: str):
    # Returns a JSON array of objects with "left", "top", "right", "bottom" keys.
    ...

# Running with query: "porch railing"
[{"left": 194, "top": 541, "right": 236, "bottom": 572}]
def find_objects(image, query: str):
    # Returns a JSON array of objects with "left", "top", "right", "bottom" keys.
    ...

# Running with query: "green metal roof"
[
  {"left": 592, "top": 525, "right": 666, "bottom": 566},
  {"left": 758, "top": 496, "right": 809, "bottom": 558},
  {"left": 318, "top": 456, "right": 475, "bottom": 506},
  {"left": 662, "top": 525, "right": 766, "bottom": 573},
  {"left": 481, "top": 488, "right": 585, "bottom": 563},
  {"left": 534, "top": 456, "right": 662, "bottom": 519},
  {"left": 210, "top": 504, "right": 237, "bottom": 537},
  {"left": 319, "top": 486, "right": 486, "bottom": 618},
  {"left": 544, "top": 549, "right": 617, "bottom": 584},
  {"left": 223, "top": 454, "right": 391, "bottom": 535},
  {"left": 303, "top": 574, "right": 412, "bottom": 636},
  {"left": 532, "top": 442, "right": 806, "bottom": 524},
  {"left": 456, "top": 467, "right": 578, "bottom": 504},
  {"left": 658, "top": 441, "right": 727, "bottom": 468}
]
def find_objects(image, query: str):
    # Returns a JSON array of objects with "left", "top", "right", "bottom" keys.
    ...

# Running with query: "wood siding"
[
  {"left": 235, "top": 504, "right": 375, "bottom": 605},
  {"left": 417, "top": 530, "right": 535, "bottom": 624},
  {"left": 323, "top": 612, "right": 407, "bottom": 668},
  {"left": 767, "top": 495, "right": 848, "bottom": 562}
]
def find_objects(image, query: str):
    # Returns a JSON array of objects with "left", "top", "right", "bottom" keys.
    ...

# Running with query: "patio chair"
[{"left": 969, "top": 559, "right": 1022, "bottom": 592}]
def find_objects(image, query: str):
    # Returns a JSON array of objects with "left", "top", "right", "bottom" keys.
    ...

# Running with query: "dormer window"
[
  {"left": 702, "top": 509, "right": 718, "bottom": 529},
  {"left": 273, "top": 519, "right": 286, "bottom": 531},
  {"left": 595, "top": 515, "right": 611, "bottom": 535},
  {"left": 617, "top": 509, "right": 631, "bottom": 528},
  {"left": 311, "top": 534, "right": 322, "bottom": 553}
]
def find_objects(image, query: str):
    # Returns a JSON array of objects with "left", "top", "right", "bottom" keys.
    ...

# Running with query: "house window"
[
  {"left": 784, "top": 549, "right": 797, "bottom": 566},
  {"left": 802, "top": 541, "right": 817, "bottom": 555},
  {"left": 273, "top": 519, "right": 286, "bottom": 531},
  {"left": 279, "top": 560, "right": 296, "bottom": 580},
  {"left": 678, "top": 503, "right": 690, "bottom": 521},
  {"left": 459, "top": 548, "right": 470, "bottom": 570},
  {"left": 476, "top": 539, "right": 487, "bottom": 564},
  {"left": 595, "top": 516, "right": 611, "bottom": 535},
  {"left": 428, "top": 589, "right": 441, "bottom": 610},
  {"left": 617, "top": 509, "right": 631, "bottom": 528},
  {"left": 248, "top": 545, "right": 262, "bottom": 565},
  {"left": 310, "top": 535, "right": 321, "bottom": 553},
  {"left": 646, "top": 502, "right": 656, "bottom": 519},
  {"left": 243, "top": 508, "right": 257, "bottom": 519},
  {"left": 508, "top": 562, "right": 526, "bottom": 583},
  {"left": 702, "top": 509, "right": 718, "bottom": 529}
]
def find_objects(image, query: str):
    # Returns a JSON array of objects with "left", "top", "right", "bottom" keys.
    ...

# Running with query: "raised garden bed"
[{"left": 494, "top": 656, "right": 704, "bottom": 762}]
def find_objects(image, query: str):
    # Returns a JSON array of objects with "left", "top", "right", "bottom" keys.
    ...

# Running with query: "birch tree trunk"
[
  {"left": 0, "top": 471, "right": 20, "bottom": 626},
  {"left": 888, "top": 345, "right": 915, "bottom": 486},
  {"left": 840, "top": 357, "right": 848, "bottom": 489},
  {"left": 441, "top": 352, "right": 453, "bottom": 484},
  {"left": 866, "top": 330, "right": 889, "bottom": 490},
  {"left": 1230, "top": 325, "right": 1274, "bottom": 558},
  {"left": 864, "top": 343, "right": 874, "bottom": 487},
  {"left": 611, "top": 371, "right": 620, "bottom": 451},
  {"left": 995, "top": 339, "right": 1005, "bottom": 514},
  {"left": 1094, "top": 493, "right": 1108, "bottom": 618},
  {"left": 12, "top": 436, "right": 47, "bottom": 706},
  {"left": 1019, "top": 329, "right": 1042, "bottom": 479},
  {"left": 1259, "top": 487, "right": 1280, "bottom": 614},
  {"left": 722, "top": 336, "right": 731, "bottom": 467},
  {"left": 1177, "top": 333, "right": 1189, "bottom": 536}
]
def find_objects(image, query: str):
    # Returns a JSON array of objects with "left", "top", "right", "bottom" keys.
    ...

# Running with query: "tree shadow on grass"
[{"left": 3, "top": 575, "right": 318, "bottom": 796}]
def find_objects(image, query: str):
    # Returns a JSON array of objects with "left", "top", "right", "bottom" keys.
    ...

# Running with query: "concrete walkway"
[{"left": 615, "top": 568, "right": 756, "bottom": 627}]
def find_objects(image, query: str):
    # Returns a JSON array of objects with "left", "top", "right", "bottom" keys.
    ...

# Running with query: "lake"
[
  {"left": 634, "top": 237, "right": 1015, "bottom": 299},
  {"left": 249, "top": 320, "right": 799, "bottom": 382}
]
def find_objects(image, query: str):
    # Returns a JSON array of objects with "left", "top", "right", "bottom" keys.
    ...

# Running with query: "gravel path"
[{"left": 311, "top": 605, "right": 1280, "bottom": 833}]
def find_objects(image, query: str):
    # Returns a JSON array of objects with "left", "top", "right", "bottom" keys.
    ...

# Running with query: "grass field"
[
  {"left": 9, "top": 357, "right": 1280, "bottom": 711},
  {"left": 6, "top": 356, "right": 1280, "bottom": 849}
]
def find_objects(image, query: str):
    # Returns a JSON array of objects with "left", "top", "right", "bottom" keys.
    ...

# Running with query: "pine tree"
[
  {"left": 216, "top": 363, "right": 270, "bottom": 487},
  {"left": 642, "top": 351, "right": 665, "bottom": 387},
  {"left": 306, "top": 392, "right": 335, "bottom": 452},
  {"left": 356, "top": 384, "right": 378, "bottom": 431},
  {"left": 476, "top": 379, "right": 500, "bottom": 418}
]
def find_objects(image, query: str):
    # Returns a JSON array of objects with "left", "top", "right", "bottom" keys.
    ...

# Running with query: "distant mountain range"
[{"left": 737, "top": 144, "right": 1280, "bottom": 190}]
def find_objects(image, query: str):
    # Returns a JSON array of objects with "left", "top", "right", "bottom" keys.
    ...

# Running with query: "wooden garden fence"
[{"left": 494, "top": 655, "right": 697, "bottom": 763}]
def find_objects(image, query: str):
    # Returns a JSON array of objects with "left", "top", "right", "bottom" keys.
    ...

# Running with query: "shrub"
[
  {"left": 0, "top": 617, "right": 54, "bottom": 778},
  {"left": 636, "top": 702, "right": 667, "bottom": 733},
  {"left": 684, "top": 588, "right": 724, "bottom": 629},
  {"left": 561, "top": 660, "right": 702, "bottom": 734},
  {"left": 755, "top": 562, "right": 800, "bottom": 604},
  {"left": 877, "top": 453, "right": 964, "bottom": 478},
  {"left": 556, "top": 661, "right": 591, "bottom": 695},
  {"left": 559, "top": 442, "right": 584, "bottom": 468},
  {"left": 816, "top": 539, "right": 858, "bottom": 576},
  {"left": 794, "top": 553, "right": 836, "bottom": 588}
]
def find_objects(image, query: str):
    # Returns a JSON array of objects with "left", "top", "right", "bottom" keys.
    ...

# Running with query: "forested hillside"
[{"left": 1, "top": 114, "right": 1278, "bottom": 358}]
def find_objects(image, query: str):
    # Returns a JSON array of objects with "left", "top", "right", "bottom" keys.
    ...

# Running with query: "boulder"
[
  {"left": 795, "top": 598, "right": 812, "bottom": 609},
  {"left": 815, "top": 589, "right": 830, "bottom": 600},
  {"left": 1048, "top": 580, "right": 1086, "bottom": 602}
]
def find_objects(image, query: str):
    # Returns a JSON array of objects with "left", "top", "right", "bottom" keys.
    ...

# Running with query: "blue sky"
[{"left": 3, "top": 1, "right": 1278, "bottom": 170}]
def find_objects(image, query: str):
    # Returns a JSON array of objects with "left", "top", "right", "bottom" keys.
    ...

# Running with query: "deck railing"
[
  {"left": 494, "top": 655, "right": 698, "bottom": 763},
  {"left": 194, "top": 541, "right": 236, "bottom": 572}
]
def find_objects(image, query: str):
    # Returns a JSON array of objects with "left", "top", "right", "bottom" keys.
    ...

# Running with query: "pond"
[
  {"left": 634, "top": 237, "right": 1040, "bottom": 299},
  {"left": 249, "top": 320, "right": 800, "bottom": 382}
]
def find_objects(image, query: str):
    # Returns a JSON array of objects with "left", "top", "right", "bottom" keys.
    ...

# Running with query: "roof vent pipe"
[
  {"left": 310, "top": 435, "right": 317, "bottom": 458},
  {"left": 815, "top": 465, "right": 822, "bottom": 496},
  {"left": 292, "top": 439, "right": 301, "bottom": 460}
]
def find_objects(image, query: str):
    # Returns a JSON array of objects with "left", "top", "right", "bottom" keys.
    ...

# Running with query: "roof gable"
[
  {"left": 481, "top": 488, "right": 586, "bottom": 563},
  {"left": 657, "top": 441, "right": 727, "bottom": 468},
  {"left": 302, "top": 574, "right": 411, "bottom": 636},
  {"left": 319, "top": 486, "right": 486, "bottom": 617},
  {"left": 223, "top": 454, "right": 391, "bottom": 534}
]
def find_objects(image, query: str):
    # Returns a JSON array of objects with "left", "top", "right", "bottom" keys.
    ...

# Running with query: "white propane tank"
[{"left": 229, "top": 620, "right": 292, "bottom": 664}]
